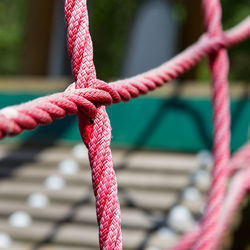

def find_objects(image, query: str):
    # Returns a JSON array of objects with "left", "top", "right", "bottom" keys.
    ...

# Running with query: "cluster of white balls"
[
  {"left": 147, "top": 150, "right": 213, "bottom": 249},
  {"left": 4, "top": 144, "right": 88, "bottom": 248},
  {"left": 3, "top": 145, "right": 212, "bottom": 250},
  {"left": 192, "top": 150, "right": 212, "bottom": 193},
  {"left": 167, "top": 150, "right": 212, "bottom": 232},
  {"left": 44, "top": 144, "right": 86, "bottom": 191},
  {"left": 44, "top": 143, "right": 87, "bottom": 191}
]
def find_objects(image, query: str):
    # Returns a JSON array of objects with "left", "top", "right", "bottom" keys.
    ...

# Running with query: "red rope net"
[{"left": 0, "top": 0, "right": 250, "bottom": 249}]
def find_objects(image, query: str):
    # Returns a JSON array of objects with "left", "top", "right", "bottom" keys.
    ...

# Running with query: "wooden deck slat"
[
  {"left": 10, "top": 243, "right": 95, "bottom": 250},
  {"left": 0, "top": 219, "right": 145, "bottom": 249},
  {"left": 9, "top": 243, "right": 95, "bottom": 250},
  {"left": 0, "top": 146, "right": 198, "bottom": 173},
  {"left": 0, "top": 145, "right": 200, "bottom": 249},
  {"left": 0, "top": 200, "right": 153, "bottom": 229},
  {"left": 0, "top": 167, "right": 191, "bottom": 191},
  {"left": 0, "top": 182, "right": 178, "bottom": 211}
]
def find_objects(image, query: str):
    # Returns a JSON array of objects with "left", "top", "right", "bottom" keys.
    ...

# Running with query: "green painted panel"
[{"left": 0, "top": 92, "right": 249, "bottom": 152}]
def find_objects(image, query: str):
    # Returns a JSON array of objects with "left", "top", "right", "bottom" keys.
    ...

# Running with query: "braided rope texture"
[
  {"left": 65, "top": 1, "right": 122, "bottom": 249},
  {"left": 172, "top": 143, "right": 250, "bottom": 250},
  {"left": 0, "top": 1, "right": 249, "bottom": 249},
  {"left": 193, "top": 1, "right": 231, "bottom": 249}
]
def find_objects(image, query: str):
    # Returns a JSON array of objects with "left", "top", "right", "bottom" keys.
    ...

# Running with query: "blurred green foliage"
[
  {"left": 0, "top": 0, "right": 249, "bottom": 82},
  {"left": 91, "top": 0, "right": 250, "bottom": 82},
  {"left": 90, "top": 0, "right": 142, "bottom": 80},
  {"left": 197, "top": 0, "right": 250, "bottom": 82},
  {"left": 222, "top": 0, "right": 250, "bottom": 82},
  {"left": 0, "top": 0, "right": 28, "bottom": 75}
]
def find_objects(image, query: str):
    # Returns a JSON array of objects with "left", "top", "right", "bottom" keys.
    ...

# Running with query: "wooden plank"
[
  {"left": 119, "top": 188, "right": 177, "bottom": 211},
  {"left": 0, "top": 181, "right": 177, "bottom": 211},
  {"left": 0, "top": 144, "right": 202, "bottom": 248},
  {"left": 0, "top": 145, "right": 199, "bottom": 173},
  {"left": 0, "top": 77, "right": 69, "bottom": 93},
  {"left": 0, "top": 200, "right": 153, "bottom": 230},
  {"left": 3, "top": 167, "right": 191, "bottom": 191},
  {"left": 8, "top": 243, "right": 94, "bottom": 250},
  {"left": 0, "top": 219, "right": 145, "bottom": 249},
  {"left": 20, "top": 1, "right": 55, "bottom": 75},
  {"left": 179, "top": 0, "right": 203, "bottom": 80},
  {"left": 0, "top": 183, "right": 90, "bottom": 204}
]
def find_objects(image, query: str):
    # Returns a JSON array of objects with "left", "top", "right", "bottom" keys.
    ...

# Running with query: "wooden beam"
[
  {"left": 20, "top": 0, "right": 55, "bottom": 76},
  {"left": 179, "top": 0, "right": 203, "bottom": 80}
]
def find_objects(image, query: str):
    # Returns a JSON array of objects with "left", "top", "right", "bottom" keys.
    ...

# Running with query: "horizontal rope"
[{"left": 0, "top": 16, "right": 249, "bottom": 139}]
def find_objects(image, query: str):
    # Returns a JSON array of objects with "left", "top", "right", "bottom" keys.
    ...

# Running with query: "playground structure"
[{"left": 0, "top": 0, "right": 250, "bottom": 249}]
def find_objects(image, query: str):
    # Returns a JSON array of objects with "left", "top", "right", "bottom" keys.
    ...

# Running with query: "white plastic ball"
[
  {"left": 181, "top": 187, "right": 203, "bottom": 213},
  {"left": 200, "top": 203, "right": 206, "bottom": 215},
  {"left": 192, "top": 169, "right": 211, "bottom": 192},
  {"left": 197, "top": 150, "right": 213, "bottom": 169},
  {"left": 44, "top": 175, "right": 65, "bottom": 190},
  {"left": 182, "top": 187, "right": 200, "bottom": 201},
  {"left": 72, "top": 144, "right": 88, "bottom": 159},
  {"left": 157, "top": 227, "right": 177, "bottom": 241},
  {"left": 0, "top": 233, "right": 12, "bottom": 248},
  {"left": 9, "top": 211, "right": 32, "bottom": 228},
  {"left": 167, "top": 205, "right": 195, "bottom": 233},
  {"left": 58, "top": 159, "right": 79, "bottom": 175},
  {"left": 27, "top": 193, "right": 49, "bottom": 208}
]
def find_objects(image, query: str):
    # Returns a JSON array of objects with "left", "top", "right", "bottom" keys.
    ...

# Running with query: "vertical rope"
[
  {"left": 88, "top": 106, "right": 122, "bottom": 249},
  {"left": 193, "top": 0, "right": 230, "bottom": 249},
  {"left": 65, "top": 1, "right": 122, "bottom": 249},
  {"left": 65, "top": 0, "right": 96, "bottom": 87}
]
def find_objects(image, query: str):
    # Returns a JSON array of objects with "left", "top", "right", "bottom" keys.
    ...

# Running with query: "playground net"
[{"left": 0, "top": 0, "right": 250, "bottom": 249}]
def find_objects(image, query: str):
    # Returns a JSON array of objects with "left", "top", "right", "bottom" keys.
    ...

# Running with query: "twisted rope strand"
[
  {"left": 65, "top": 1, "right": 122, "bottom": 249},
  {"left": 172, "top": 165, "right": 250, "bottom": 250},
  {"left": 172, "top": 142, "right": 250, "bottom": 250},
  {"left": 193, "top": 1, "right": 231, "bottom": 249},
  {"left": 88, "top": 106, "right": 122, "bottom": 249},
  {"left": 65, "top": 0, "right": 96, "bottom": 87}
]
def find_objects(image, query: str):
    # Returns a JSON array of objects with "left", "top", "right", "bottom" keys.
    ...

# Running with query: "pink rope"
[
  {"left": 229, "top": 142, "right": 250, "bottom": 174},
  {"left": 171, "top": 144, "right": 250, "bottom": 250},
  {"left": 193, "top": 1, "right": 231, "bottom": 249},
  {"left": 215, "top": 164, "right": 250, "bottom": 248},
  {"left": 65, "top": 1, "right": 122, "bottom": 249},
  {"left": 173, "top": 165, "right": 250, "bottom": 250},
  {"left": 0, "top": 1, "right": 249, "bottom": 249},
  {"left": 171, "top": 226, "right": 200, "bottom": 250}
]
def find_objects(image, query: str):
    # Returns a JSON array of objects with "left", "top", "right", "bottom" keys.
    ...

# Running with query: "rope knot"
[
  {"left": 65, "top": 79, "right": 121, "bottom": 112},
  {"left": 64, "top": 79, "right": 121, "bottom": 146},
  {"left": 201, "top": 33, "right": 227, "bottom": 53}
]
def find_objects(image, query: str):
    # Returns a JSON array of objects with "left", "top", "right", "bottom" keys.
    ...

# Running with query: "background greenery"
[
  {"left": 197, "top": 0, "right": 250, "bottom": 82},
  {"left": 0, "top": 0, "right": 28, "bottom": 75},
  {"left": 0, "top": 0, "right": 249, "bottom": 82}
]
